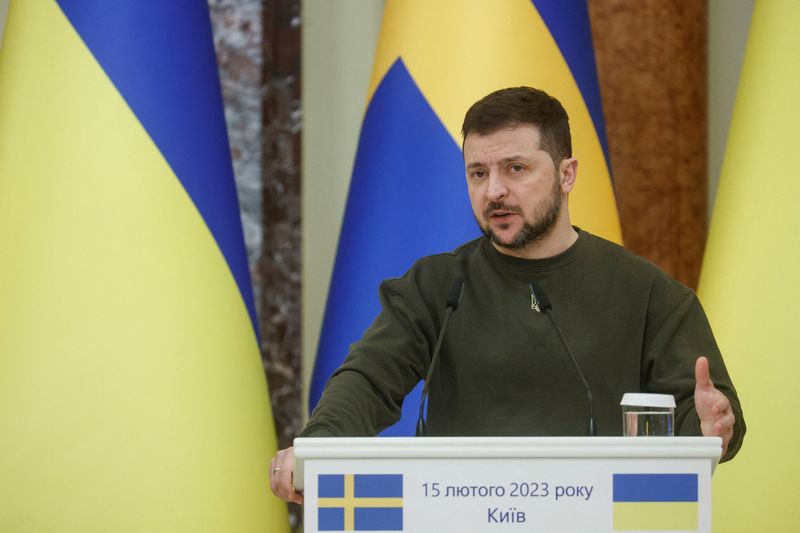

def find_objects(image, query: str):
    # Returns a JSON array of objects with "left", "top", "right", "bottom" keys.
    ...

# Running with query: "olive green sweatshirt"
[{"left": 302, "top": 229, "right": 745, "bottom": 461}]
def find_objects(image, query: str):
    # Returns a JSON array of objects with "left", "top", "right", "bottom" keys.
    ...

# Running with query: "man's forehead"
[{"left": 463, "top": 124, "right": 544, "bottom": 157}]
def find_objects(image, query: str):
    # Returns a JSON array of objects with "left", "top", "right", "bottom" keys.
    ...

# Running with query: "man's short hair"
[{"left": 461, "top": 87, "right": 572, "bottom": 164}]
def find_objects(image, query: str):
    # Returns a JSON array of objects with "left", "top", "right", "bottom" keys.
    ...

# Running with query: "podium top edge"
[{"left": 293, "top": 436, "right": 722, "bottom": 460}]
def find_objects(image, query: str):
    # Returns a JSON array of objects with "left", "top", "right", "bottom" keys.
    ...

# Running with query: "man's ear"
[{"left": 560, "top": 157, "right": 578, "bottom": 192}]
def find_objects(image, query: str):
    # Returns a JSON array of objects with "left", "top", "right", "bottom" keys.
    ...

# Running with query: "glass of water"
[{"left": 620, "top": 393, "right": 676, "bottom": 436}]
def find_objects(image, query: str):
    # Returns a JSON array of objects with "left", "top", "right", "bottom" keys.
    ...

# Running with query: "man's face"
[{"left": 463, "top": 124, "right": 567, "bottom": 253}]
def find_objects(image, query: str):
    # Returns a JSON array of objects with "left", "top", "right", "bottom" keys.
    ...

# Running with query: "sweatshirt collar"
[{"left": 483, "top": 227, "right": 586, "bottom": 272}]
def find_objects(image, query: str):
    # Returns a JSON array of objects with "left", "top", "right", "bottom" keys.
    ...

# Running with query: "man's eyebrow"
[
  {"left": 466, "top": 154, "right": 531, "bottom": 169},
  {"left": 499, "top": 154, "right": 531, "bottom": 164}
]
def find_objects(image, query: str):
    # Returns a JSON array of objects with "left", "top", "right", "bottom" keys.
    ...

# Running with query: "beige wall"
[
  {"left": 301, "top": 0, "right": 383, "bottom": 416},
  {"left": 708, "top": 0, "right": 755, "bottom": 213},
  {"left": 1, "top": 0, "right": 8, "bottom": 46}
]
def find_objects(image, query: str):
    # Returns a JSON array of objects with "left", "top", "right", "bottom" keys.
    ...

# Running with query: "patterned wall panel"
[{"left": 590, "top": 0, "right": 708, "bottom": 288}]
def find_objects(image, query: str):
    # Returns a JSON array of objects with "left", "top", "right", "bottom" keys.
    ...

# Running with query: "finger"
[
  {"left": 694, "top": 356, "right": 713, "bottom": 389},
  {"left": 711, "top": 394, "right": 731, "bottom": 416},
  {"left": 279, "top": 475, "right": 304, "bottom": 504},
  {"left": 280, "top": 453, "right": 304, "bottom": 504},
  {"left": 274, "top": 464, "right": 299, "bottom": 501},
  {"left": 270, "top": 468, "right": 285, "bottom": 497},
  {"left": 269, "top": 458, "right": 278, "bottom": 494},
  {"left": 721, "top": 426, "right": 733, "bottom": 456},
  {"left": 273, "top": 468, "right": 292, "bottom": 500},
  {"left": 270, "top": 450, "right": 289, "bottom": 497},
  {"left": 289, "top": 487, "right": 304, "bottom": 505},
  {"left": 715, "top": 410, "right": 735, "bottom": 433}
]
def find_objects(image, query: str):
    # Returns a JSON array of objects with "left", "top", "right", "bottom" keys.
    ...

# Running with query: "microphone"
[
  {"left": 416, "top": 277, "right": 464, "bottom": 436},
  {"left": 529, "top": 279, "right": 597, "bottom": 436}
]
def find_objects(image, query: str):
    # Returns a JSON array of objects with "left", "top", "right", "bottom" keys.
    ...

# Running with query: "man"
[{"left": 270, "top": 87, "right": 744, "bottom": 503}]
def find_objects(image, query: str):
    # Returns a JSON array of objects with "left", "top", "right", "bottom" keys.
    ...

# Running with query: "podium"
[{"left": 294, "top": 437, "right": 721, "bottom": 533}]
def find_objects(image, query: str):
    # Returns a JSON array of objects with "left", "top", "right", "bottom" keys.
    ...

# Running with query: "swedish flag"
[{"left": 318, "top": 474, "right": 404, "bottom": 531}]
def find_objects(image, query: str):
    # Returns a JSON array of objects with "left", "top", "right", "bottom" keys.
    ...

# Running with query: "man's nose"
[{"left": 486, "top": 172, "right": 508, "bottom": 201}]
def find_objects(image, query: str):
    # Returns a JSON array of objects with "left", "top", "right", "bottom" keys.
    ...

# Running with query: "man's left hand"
[{"left": 694, "top": 356, "right": 735, "bottom": 457}]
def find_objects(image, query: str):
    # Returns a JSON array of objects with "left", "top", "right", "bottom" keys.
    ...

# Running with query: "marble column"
[
  {"left": 210, "top": 0, "right": 303, "bottom": 448},
  {"left": 210, "top": 0, "right": 302, "bottom": 530},
  {"left": 590, "top": 0, "right": 708, "bottom": 288}
]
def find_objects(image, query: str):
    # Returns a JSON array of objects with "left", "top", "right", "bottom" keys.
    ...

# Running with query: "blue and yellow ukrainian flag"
[
  {"left": 318, "top": 474, "right": 404, "bottom": 531},
  {"left": 0, "top": 1, "right": 287, "bottom": 531},
  {"left": 310, "top": 0, "right": 621, "bottom": 435},
  {"left": 698, "top": 1, "right": 800, "bottom": 530},
  {"left": 613, "top": 474, "right": 698, "bottom": 531}
]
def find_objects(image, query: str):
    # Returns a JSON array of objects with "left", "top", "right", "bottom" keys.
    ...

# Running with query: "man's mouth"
[{"left": 487, "top": 207, "right": 520, "bottom": 220}]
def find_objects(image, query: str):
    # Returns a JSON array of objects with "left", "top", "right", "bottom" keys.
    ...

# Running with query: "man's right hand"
[{"left": 270, "top": 446, "right": 303, "bottom": 504}]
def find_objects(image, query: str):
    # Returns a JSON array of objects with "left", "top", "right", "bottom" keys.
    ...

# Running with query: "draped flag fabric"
[
  {"left": 0, "top": 2, "right": 287, "bottom": 531},
  {"left": 697, "top": 0, "right": 800, "bottom": 530},
  {"left": 310, "top": 0, "right": 621, "bottom": 435}
]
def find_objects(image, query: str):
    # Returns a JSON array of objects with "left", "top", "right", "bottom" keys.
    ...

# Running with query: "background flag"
[
  {"left": 310, "top": 0, "right": 621, "bottom": 435},
  {"left": 0, "top": 1, "right": 287, "bottom": 531},
  {"left": 697, "top": 0, "right": 800, "bottom": 530}
]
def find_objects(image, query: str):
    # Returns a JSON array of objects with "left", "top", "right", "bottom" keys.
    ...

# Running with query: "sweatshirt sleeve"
[
  {"left": 641, "top": 278, "right": 746, "bottom": 462},
  {"left": 299, "top": 275, "right": 437, "bottom": 437}
]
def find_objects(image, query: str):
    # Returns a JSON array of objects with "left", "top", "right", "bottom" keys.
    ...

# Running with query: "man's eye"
[
  {"left": 471, "top": 170, "right": 486, "bottom": 179},
  {"left": 510, "top": 164, "right": 524, "bottom": 172}
]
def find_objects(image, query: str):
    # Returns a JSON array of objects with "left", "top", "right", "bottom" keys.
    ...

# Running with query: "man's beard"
[{"left": 480, "top": 177, "right": 563, "bottom": 250}]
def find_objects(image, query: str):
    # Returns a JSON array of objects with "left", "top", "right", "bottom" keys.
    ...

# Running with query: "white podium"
[{"left": 294, "top": 437, "right": 721, "bottom": 533}]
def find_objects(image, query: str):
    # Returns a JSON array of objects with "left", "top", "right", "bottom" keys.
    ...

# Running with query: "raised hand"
[{"left": 694, "top": 356, "right": 735, "bottom": 456}]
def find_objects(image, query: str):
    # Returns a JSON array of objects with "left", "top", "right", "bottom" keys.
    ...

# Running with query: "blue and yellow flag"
[
  {"left": 0, "top": 1, "right": 287, "bottom": 531},
  {"left": 318, "top": 474, "right": 404, "bottom": 531},
  {"left": 698, "top": 0, "right": 800, "bottom": 530},
  {"left": 612, "top": 474, "right": 698, "bottom": 531},
  {"left": 310, "top": 0, "right": 621, "bottom": 435}
]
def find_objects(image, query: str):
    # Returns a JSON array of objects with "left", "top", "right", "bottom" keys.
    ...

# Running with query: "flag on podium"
[
  {"left": 317, "top": 474, "right": 404, "bottom": 531},
  {"left": 697, "top": 0, "right": 800, "bottom": 531},
  {"left": 0, "top": 1, "right": 287, "bottom": 531},
  {"left": 612, "top": 474, "right": 698, "bottom": 531},
  {"left": 310, "top": 0, "right": 621, "bottom": 435}
]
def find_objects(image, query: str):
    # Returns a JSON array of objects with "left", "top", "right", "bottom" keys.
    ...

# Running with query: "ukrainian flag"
[
  {"left": 0, "top": 1, "right": 286, "bottom": 531},
  {"left": 613, "top": 474, "right": 698, "bottom": 531},
  {"left": 318, "top": 474, "right": 404, "bottom": 531},
  {"left": 698, "top": 1, "right": 800, "bottom": 530},
  {"left": 310, "top": 0, "right": 621, "bottom": 435}
]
